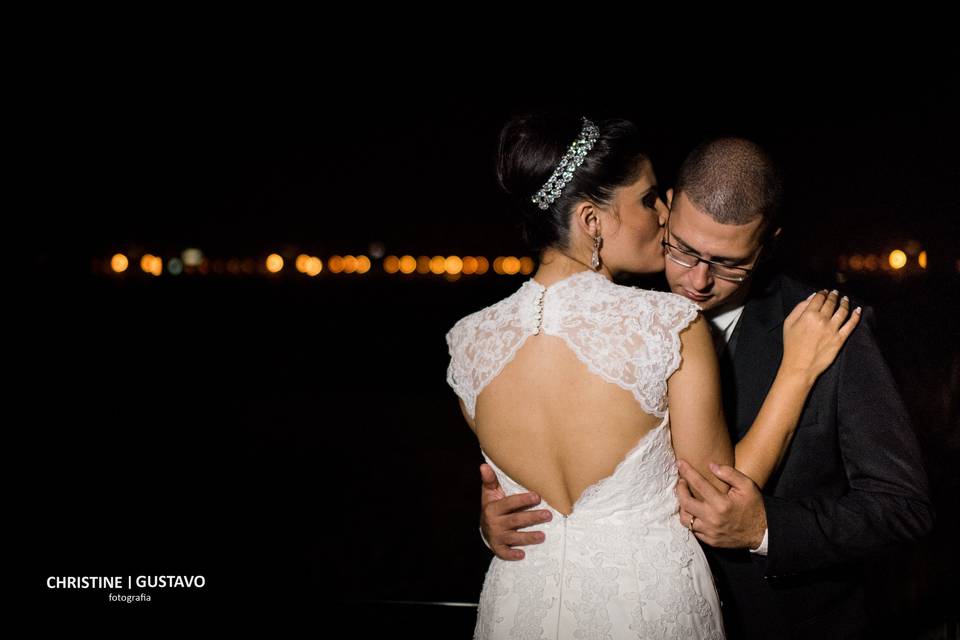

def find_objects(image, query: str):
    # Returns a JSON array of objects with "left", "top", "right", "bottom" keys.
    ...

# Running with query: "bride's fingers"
[
  {"left": 818, "top": 290, "right": 840, "bottom": 318},
  {"left": 836, "top": 305, "right": 863, "bottom": 341},
  {"left": 786, "top": 291, "right": 818, "bottom": 323},
  {"left": 829, "top": 295, "right": 851, "bottom": 330},
  {"left": 677, "top": 460, "right": 723, "bottom": 504},
  {"left": 805, "top": 289, "right": 829, "bottom": 314}
]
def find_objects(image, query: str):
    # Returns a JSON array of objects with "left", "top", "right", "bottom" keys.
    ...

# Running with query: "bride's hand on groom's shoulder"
[
  {"left": 480, "top": 464, "right": 552, "bottom": 561},
  {"left": 781, "top": 289, "right": 862, "bottom": 385}
]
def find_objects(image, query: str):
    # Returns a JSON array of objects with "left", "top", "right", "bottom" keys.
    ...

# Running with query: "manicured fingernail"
[
  {"left": 841, "top": 295, "right": 849, "bottom": 302},
  {"left": 709, "top": 462, "right": 720, "bottom": 473},
  {"left": 806, "top": 292, "right": 815, "bottom": 300},
  {"left": 854, "top": 306, "right": 862, "bottom": 314},
  {"left": 830, "top": 289, "right": 838, "bottom": 296}
]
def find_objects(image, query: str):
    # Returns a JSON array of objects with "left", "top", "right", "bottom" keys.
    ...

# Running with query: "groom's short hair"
[{"left": 675, "top": 137, "right": 783, "bottom": 239}]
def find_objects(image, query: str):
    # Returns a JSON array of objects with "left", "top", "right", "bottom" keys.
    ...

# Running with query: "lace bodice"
[
  {"left": 446, "top": 271, "right": 723, "bottom": 638},
  {"left": 445, "top": 270, "right": 700, "bottom": 421}
]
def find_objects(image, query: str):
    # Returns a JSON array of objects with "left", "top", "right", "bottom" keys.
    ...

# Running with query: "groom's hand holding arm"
[{"left": 675, "top": 460, "right": 768, "bottom": 552}]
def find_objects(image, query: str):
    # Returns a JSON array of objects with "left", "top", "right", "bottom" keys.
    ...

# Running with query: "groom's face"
[{"left": 663, "top": 192, "right": 765, "bottom": 314}]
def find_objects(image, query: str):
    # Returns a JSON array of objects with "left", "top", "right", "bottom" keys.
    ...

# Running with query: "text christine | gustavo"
[{"left": 47, "top": 576, "right": 206, "bottom": 589}]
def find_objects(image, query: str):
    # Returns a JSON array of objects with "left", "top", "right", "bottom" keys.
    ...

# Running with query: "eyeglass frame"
[{"left": 661, "top": 224, "right": 766, "bottom": 283}]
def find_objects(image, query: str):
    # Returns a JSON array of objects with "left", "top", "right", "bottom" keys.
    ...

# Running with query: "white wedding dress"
[{"left": 446, "top": 270, "right": 725, "bottom": 639}]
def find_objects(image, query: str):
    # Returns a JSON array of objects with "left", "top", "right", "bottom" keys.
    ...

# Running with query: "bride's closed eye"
[{"left": 642, "top": 188, "right": 660, "bottom": 210}]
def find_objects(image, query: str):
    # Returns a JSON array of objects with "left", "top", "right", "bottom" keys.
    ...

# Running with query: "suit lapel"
[{"left": 729, "top": 275, "right": 786, "bottom": 442}]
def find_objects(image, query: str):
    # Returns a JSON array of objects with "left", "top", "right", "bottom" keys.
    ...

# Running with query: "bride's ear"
[
  {"left": 666, "top": 188, "right": 674, "bottom": 209},
  {"left": 573, "top": 201, "right": 600, "bottom": 237}
]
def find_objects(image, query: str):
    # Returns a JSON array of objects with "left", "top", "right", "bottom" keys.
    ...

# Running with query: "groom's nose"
[{"left": 689, "top": 261, "right": 714, "bottom": 291}]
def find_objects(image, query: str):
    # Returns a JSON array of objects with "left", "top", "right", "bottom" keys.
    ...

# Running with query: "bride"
[{"left": 445, "top": 114, "right": 859, "bottom": 639}]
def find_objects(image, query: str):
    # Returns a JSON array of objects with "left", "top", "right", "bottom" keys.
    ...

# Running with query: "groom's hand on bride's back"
[{"left": 480, "top": 463, "right": 552, "bottom": 561}]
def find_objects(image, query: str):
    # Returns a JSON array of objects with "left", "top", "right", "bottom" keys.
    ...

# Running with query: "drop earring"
[{"left": 591, "top": 232, "right": 602, "bottom": 271}]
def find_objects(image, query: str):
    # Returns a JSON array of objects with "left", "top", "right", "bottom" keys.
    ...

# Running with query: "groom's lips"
[{"left": 681, "top": 289, "right": 713, "bottom": 303}]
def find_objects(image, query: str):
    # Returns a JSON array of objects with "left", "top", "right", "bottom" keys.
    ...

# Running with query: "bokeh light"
[
  {"left": 502, "top": 257, "right": 521, "bottom": 275},
  {"left": 266, "top": 254, "right": 284, "bottom": 273},
  {"left": 111, "top": 253, "right": 129, "bottom": 273},
  {"left": 889, "top": 250, "right": 907, "bottom": 270},
  {"left": 400, "top": 255, "right": 417, "bottom": 274},
  {"left": 445, "top": 256, "right": 463, "bottom": 275},
  {"left": 305, "top": 257, "right": 323, "bottom": 276}
]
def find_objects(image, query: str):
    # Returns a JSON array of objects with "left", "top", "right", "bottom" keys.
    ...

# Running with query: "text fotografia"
[
  {"left": 109, "top": 592, "right": 151, "bottom": 603},
  {"left": 47, "top": 576, "right": 206, "bottom": 589}
]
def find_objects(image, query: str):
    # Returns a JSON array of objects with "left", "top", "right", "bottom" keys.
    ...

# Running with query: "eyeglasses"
[{"left": 661, "top": 229, "right": 761, "bottom": 283}]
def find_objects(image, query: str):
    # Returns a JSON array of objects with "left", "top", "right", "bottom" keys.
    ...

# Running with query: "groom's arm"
[{"left": 762, "top": 306, "right": 935, "bottom": 577}]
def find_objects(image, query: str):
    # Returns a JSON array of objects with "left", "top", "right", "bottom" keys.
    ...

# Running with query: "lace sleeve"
[
  {"left": 656, "top": 293, "right": 702, "bottom": 383},
  {"left": 445, "top": 320, "right": 475, "bottom": 419}
]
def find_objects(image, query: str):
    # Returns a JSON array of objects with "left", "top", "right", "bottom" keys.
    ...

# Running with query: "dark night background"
[{"left": 14, "top": 32, "right": 959, "bottom": 635}]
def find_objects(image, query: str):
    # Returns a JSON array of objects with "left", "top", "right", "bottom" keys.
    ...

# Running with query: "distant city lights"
[
  {"left": 182, "top": 248, "right": 203, "bottom": 267},
  {"left": 383, "top": 256, "right": 399, "bottom": 274},
  {"left": 140, "top": 254, "right": 163, "bottom": 276},
  {"left": 99, "top": 243, "right": 958, "bottom": 283},
  {"left": 835, "top": 243, "right": 936, "bottom": 278},
  {"left": 266, "top": 254, "right": 284, "bottom": 273},
  {"left": 305, "top": 257, "right": 323, "bottom": 276},
  {"left": 399, "top": 255, "right": 417, "bottom": 274},
  {"left": 445, "top": 256, "right": 463, "bottom": 275},
  {"left": 889, "top": 250, "right": 907, "bottom": 270},
  {"left": 110, "top": 253, "right": 129, "bottom": 273}
]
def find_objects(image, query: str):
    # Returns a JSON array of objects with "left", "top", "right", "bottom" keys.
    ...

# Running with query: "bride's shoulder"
[{"left": 605, "top": 282, "right": 701, "bottom": 318}]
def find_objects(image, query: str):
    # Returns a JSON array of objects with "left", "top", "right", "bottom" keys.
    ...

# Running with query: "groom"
[{"left": 477, "top": 138, "right": 933, "bottom": 638}]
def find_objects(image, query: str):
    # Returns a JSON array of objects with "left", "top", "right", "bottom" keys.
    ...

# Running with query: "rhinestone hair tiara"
[{"left": 530, "top": 117, "right": 600, "bottom": 210}]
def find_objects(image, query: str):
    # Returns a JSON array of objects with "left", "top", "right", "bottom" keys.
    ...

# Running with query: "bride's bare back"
[
  {"left": 446, "top": 270, "right": 702, "bottom": 516},
  {"left": 474, "top": 332, "right": 665, "bottom": 516}
]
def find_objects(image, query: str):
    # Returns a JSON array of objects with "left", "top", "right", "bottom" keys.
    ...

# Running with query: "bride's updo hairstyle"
[{"left": 496, "top": 114, "right": 651, "bottom": 252}]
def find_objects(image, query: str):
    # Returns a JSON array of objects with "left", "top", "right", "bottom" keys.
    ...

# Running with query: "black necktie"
[{"left": 712, "top": 322, "right": 740, "bottom": 440}]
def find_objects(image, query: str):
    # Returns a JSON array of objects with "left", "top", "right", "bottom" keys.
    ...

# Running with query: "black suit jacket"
[{"left": 707, "top": 273, "right": 934, "bottom": 639}]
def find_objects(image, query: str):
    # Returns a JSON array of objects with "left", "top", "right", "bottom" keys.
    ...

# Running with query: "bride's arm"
[
  {"left": 670, "top": 290, "right": 861, "bottom": 492},
  {"left": 667, "top": 315, "right": 735, "bottom": 494}
]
